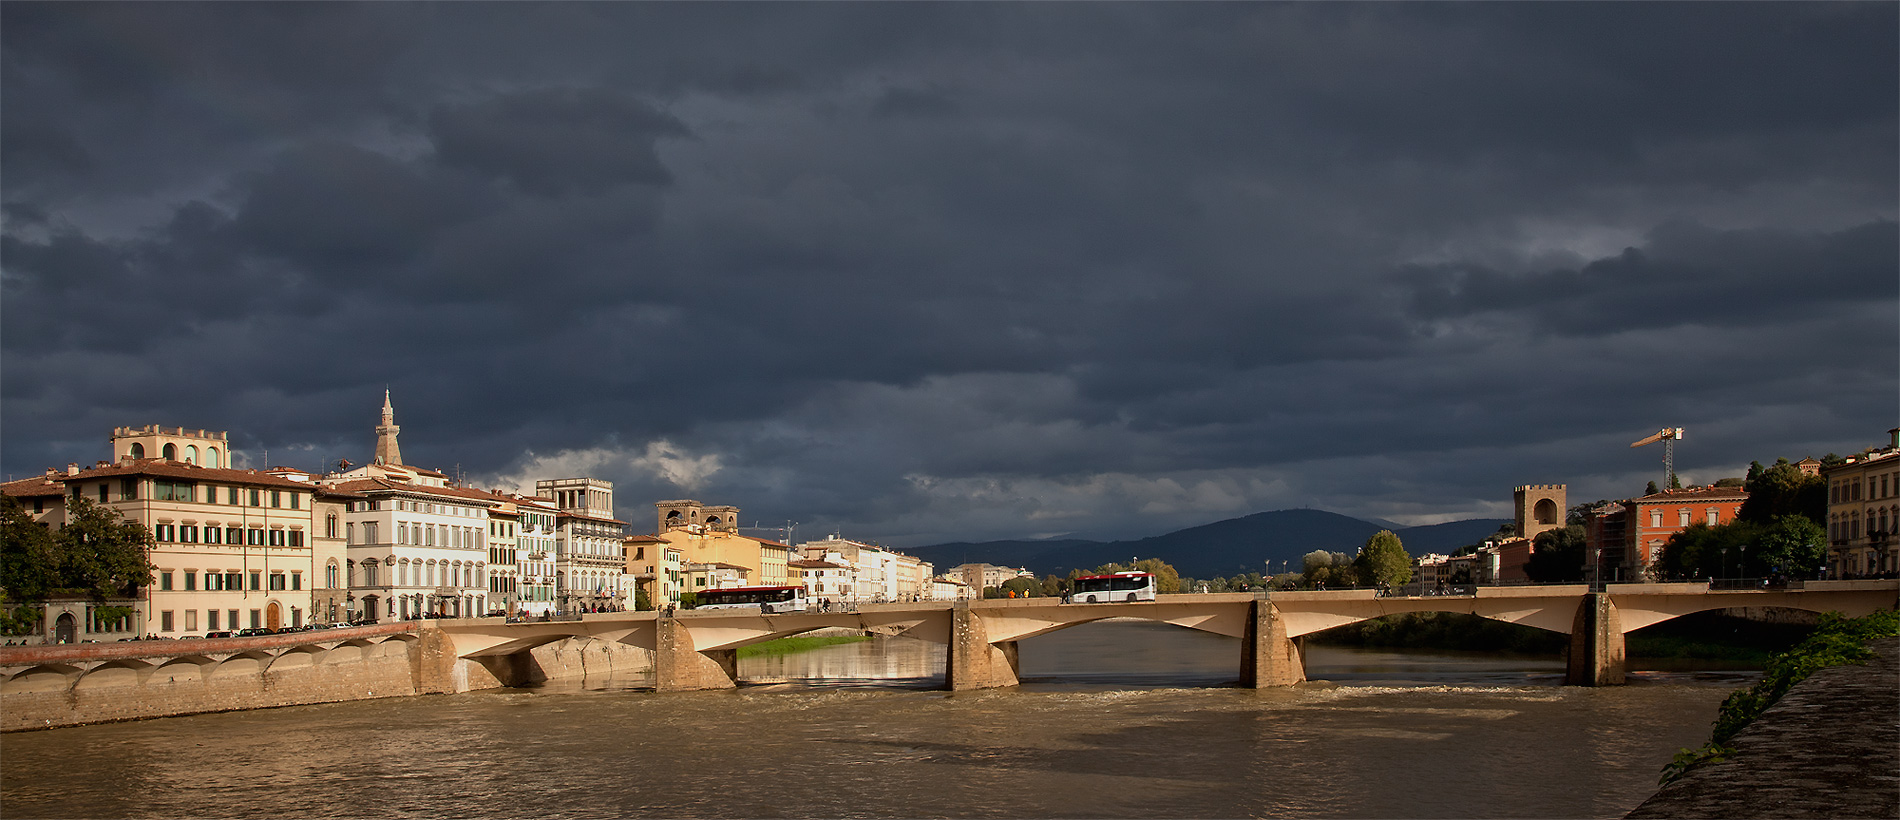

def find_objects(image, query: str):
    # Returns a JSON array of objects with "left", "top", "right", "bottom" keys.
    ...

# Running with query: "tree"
[
  {"left": 999, "top": 577, "right": 1041, "bottom": 598},
  {"left": 1752, "top": 515, "right": 1828, "bottom": 579},
  {"left": 1524, "top": 525, "right": 1587, "bottom": 583},
  {"left": 55, "top": 497, "right": 157, "bottom": 603},
  {"left": 1738, "top": 458, "right": 1826, "bottom": 526},
  {"left": 1645, "top": 480, "right": 1660, "bottom": 496},
  {"left": 1353, "top": 530, "right": 1412, "bottom": 589},
  {"left": 1, "top": 496, "right": 60, "bottom": 605}
]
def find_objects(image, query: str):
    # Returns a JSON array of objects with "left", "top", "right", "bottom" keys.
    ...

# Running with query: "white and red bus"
[
  {"left": 1070, "top": 572, "right": 1157, "bottom": 603},
  {"left": 691, "top": 585, "right": 810, "bottom": 613}
]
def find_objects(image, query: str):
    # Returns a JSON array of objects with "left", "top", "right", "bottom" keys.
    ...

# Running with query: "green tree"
[
  {"left": 1353, "top": 530, "right": 1412, "bottom": 589},
  {"left": 1752, "top": 515, "right": 1828, "bottom": 579},
  {"left": 1524, "top": 525, "right": 1588, "bottom": 583},
  {"left": 1738, "top": 458, "right": 1827, "bottom": 526},
  {"left": 999, "top": 577, "right": 1041, "bottom": 597},
  {"left": 55, "top": 497, "right": 156, "bottom": 603},
  {"left": 634, "top": 588, "right": 653, "bottom": 611},
  {"left": 1, "top": 496, "right": 61, "bottom": 604}
]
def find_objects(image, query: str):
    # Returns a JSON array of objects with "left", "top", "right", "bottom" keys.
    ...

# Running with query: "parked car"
[
  {"left": 204, "top": 630, "right": 234, "bottom": 638},
  {"left": 235, "top": 627, "right": 273, "bottom": 637}
]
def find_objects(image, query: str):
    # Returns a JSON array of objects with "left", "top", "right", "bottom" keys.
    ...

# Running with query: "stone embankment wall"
[
  {"left": 0, "top": 626, "right": 653, "bottom": 732},
  {"left": 1626, "top": 637, "right": 1898, "bottom": 819}
]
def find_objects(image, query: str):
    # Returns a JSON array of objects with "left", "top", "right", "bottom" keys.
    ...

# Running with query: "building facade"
[{"left": 1824, "top": 429, "right": 1900, "bottom": 578}]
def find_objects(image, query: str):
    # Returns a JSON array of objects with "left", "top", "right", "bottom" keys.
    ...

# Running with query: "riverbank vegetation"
[
  {"left": 1310, "top": 609, "right": 1819, "bottom": 663},
  {"left": 1658, "top": 609, "right": 1899, "bottom": 785},
  {"left": 736, "top": 634, "right": 871, "bottom": 658}
]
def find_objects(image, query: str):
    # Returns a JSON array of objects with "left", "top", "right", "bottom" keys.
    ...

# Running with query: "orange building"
[{"left": 1585, "top": 486, "right": 1749, "bottom": 582}]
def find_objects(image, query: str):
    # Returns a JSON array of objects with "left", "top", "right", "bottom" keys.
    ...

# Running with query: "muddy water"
[{"left": 2, "top": 620, "right": 1738, "bottom": 818}]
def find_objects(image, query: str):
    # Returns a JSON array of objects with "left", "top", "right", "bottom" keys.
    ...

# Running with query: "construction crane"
[{"left": 1630, "top": 427, "right": 1685, "bottom": 490}]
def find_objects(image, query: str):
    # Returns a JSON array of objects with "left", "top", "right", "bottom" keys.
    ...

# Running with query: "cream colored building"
[
  {"left": 797, "top": 536, "right": 937, "bottom": 603},
  {"left": 2, "top": 425, "right": 325, "bottom": 638},
  {"left": 1824, "top": 428, "right": 1900, "bottom": 578}
]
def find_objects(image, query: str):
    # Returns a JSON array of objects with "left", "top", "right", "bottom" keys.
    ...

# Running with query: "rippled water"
[{"left": 1, "top": 621, "right": 1741, "bottom": 819}]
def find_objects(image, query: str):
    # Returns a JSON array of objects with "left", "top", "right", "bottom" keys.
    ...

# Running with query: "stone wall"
[{"left": 1, "top": 626, "right": 656, "bottom": 731}]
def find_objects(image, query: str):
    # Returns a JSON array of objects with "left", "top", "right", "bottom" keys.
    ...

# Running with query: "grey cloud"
[{"left": 428, "top": 88, "right": 690, "bottom": 197}]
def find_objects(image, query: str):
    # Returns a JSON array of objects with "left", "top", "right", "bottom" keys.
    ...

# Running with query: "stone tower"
[
  {"left": 374, "top": 389, "right": 403, "bottom": 466},
  {"left": 1514, "top": 484, "right": 1567, "bottom": 541}
]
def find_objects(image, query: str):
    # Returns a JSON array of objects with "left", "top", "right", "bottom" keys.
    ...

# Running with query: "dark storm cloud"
[
  {"left": 3, "top": 3, "right": 1894, "bottom": 543},
  {"left": 428, "top": 88, "right": 690, "bottom": 196}
]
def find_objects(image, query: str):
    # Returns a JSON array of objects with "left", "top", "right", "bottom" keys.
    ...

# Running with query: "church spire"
[{"left": 374, "top": 389, "right": 403, "bottom": 466}]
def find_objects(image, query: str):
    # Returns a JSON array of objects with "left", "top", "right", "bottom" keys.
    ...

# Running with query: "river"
[{"left": 0, "top": 620, "right": 1745, "bottom": 819}]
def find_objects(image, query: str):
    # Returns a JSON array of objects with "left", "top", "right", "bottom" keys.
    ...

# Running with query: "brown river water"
[{"left": 1, "top": 620, "right": 1747, "bottom": 819}]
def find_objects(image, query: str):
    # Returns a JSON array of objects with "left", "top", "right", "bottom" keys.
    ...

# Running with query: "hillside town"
[{"left": 2, "top": 393, "right": 1894, "bottom": 645}]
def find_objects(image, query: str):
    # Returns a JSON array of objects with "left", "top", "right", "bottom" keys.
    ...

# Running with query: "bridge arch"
[
  {"left": 3, "top": 664, "right": 82, "bottom": 694},
  {"left": 74, "top": 659, "right": 155, "bottom": 690}
]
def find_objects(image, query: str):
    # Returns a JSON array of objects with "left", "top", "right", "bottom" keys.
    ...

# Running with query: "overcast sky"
[{"left": 4, "top": 3, "right": 1895, "bottom": 546}]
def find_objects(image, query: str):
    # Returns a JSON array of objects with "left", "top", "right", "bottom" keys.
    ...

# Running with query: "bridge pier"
[
  {"left": 1241, "top": 599, "right": 1306, "bottom": 688},
  {"left": 947, "top": 601, "right": 1020, "bottom": 690},
  {"left": 1566, "top": 592, "right": 1625, "bottom": 686},
  {"left": 654, "top": 616, "right": 739, "bottom": 691}
]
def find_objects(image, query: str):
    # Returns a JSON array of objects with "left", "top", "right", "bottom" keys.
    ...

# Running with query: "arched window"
[
  {"left": 162, "top": 443, "right": 177, "bottom": 461},
  {"left": 326, "top": 513, "right": 339, "bottom": 539},
  {"left": 326, "top": 560, "right": 340, "bottom": 589},
  {"left": 206, "top": 447, "right": 220, "bottom": 468},
  {"left": 186, "top": 445, "right": 199, "bottom": 465},
  {"left": 130, "top": 443, "right": 145, "bottom": 459}
]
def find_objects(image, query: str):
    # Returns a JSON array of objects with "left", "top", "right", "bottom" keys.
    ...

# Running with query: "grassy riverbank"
[
  {"left": 1309, "top": 610, "right": 1816, "bottom": 663},
  {"left": 1658, "top": 609, "right": 1899, "bottom": 785},
  {"left": 736, "top": 634, "right": 871, "bottom": 659}
]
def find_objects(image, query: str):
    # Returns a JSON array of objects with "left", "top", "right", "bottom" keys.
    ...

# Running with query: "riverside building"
[
  {"left": 1824, "top": 428, "right": 1900, "bottom": 578},
  {"left": 1, "top": 425, "right": 325, "bottom": 639}
]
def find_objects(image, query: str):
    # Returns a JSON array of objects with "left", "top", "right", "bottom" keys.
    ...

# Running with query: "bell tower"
[{"left": 374, "top": 389, "right": 403, "bottom": 466}]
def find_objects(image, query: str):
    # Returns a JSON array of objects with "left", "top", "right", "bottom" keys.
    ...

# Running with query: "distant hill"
[{"left": 904, "top": 509, "right": 1510, "bottom": 581}]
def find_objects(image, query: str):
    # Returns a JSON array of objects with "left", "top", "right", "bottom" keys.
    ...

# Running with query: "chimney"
[
  {"left": 66, "top": 463, "right": 79, "bottom": 476},
  {"left": 1890, "top": 427, "right": 1899, "bottom": 451}
]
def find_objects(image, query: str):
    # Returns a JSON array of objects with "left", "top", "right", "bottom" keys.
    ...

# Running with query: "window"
[
  {"left": 181, "top": 525, "right": 198, "bottom": 543},
  {"left": 154, "top": 481, "right": 194, "bottom": 502},
  {"left": 1650, "top": 510, "right": 1663, "bottom": 528},
  {"left": 121, "top": 478, "right": 138, "bottom": 500},
  {"left": 271, "top": 490, "right": 281, "bottom": 508},
  {"left": 1707, "top": 510, "right": 1720, "bottom": 526},
  {"left": 184, "top": 572, "right": 197, "bottom": 591},
  {"left": 248, "top": 528, "right": 264, "bottom": 546},
  {"left": 205, "top": 526, "right": 221, "bottom": 544},
  {"left": 326, "top": 514, "right": 338, "bottom": 539},
  {"left": 364, "top": 522, "right": 378, "bottom": 543},
  {"left": 398, "top": 524, "right": 408, "bottom": 545},
  {"left": 154, "top": 524, "right": 174, "bottom": 542},
  {"left": 160, "top": 571, "right": 173, "bottom": 591},
  {"left": 228, "top": 609, "right": 238, "bottom": 628},
  {"left": 32, "top": 498, "right": 43, "bottom": 514},
  {"left": 207, "top": 610, "right": 220, "bottom": 631},
  {"left": 249, "top": 489, "right": 260, "bottom": 507},
  {"left": 227, "top": 526, "right": 242, "bottom": 544},
  {"left": 291, "top": 572, "right": 301, "bottom": 591},
  {"left": 326, "top": 562, "right": 339, "bottom": 589},
  {"left": 225, "top": 572, "right": 241, "bottom": 591},
  {"left": 270, "top": 573, "right": 287, "bottom": 591},
  {"left": 289, "top": 493, "right": 299, "bottom": 510},
  {"left": 98, "top": 484, "right": 108, "bottom": 502},
  {"left": 161, "top": 611, "right": 174, "bottom": 632},
  {"left": 185, "top": 610, "right": 197, "bottom": 631},
  {"left": 268, "top": 530, "right": 285, "bottom": 547},
  {"left": 228, "top": 487, "right": 240, "bottom": 505},
  {"left": 364, "top": 562, "right": 380, "bottom": 586},
  {"left": 346, "top": 523, "right": 354, "bottom": 544},
  {"left": 249, "top": 610, "right": 260, "bottom": 629},
  {"left": 288, "top": 530, "right": 303, "bottom": 547}
]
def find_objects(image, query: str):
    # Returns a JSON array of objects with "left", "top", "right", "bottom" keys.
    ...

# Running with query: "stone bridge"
[
  {"left": 4, "top": 580, "right": 1894, "bottom": 726},
  {"left": 428, "top": 579, "right": 1899, "bottom": 691}
]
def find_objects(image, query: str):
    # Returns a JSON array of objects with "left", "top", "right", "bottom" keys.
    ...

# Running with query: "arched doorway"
[
  {"left": 54, "top": 612, "right": 77, "bottom": 644},
  {"left": 266, "top": 602, "right": 282, "bottom": 631}
]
